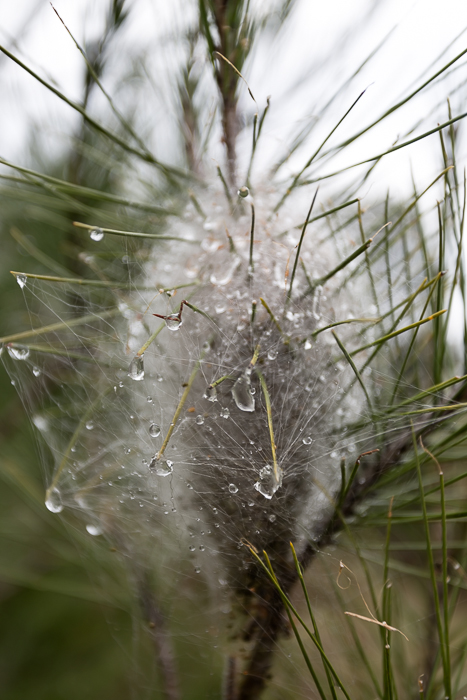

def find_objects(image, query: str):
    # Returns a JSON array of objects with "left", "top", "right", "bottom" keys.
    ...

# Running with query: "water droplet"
[
  {"left": 267, "top": 349, "right": 278, "bottom": 361},
  {"left": 189, "top": 545, "right": 195, "bottom": 552},
  {"left": 165, "top": 313, "right": 182, "bottom": 331},
  {"left": 7, "top": 345, "right": 30, "bottom": 361},
  {"left": 86, "top": 524, "right": 103, "bottom": 536},
  {"left": 215, "top": 304, "right": 226, "bottom": 314},
  {"left": 195, "top": 415, "right": 205, "bottom": 425},
  {"left": 237, "top": 186, "right": 250, "bottom": 198},
  {"left": 204, "top": 385, "right": 217, "bottom": 402},
  {"left": 147, "top": 396, "right": 153, "bottom": 403},
  {"left": 90, "top": 227, "right": 104, "bottom": 241},
  {"left": 32, "top": 366, "right": 41, "bottom": 377},
  {"left": 220, "top": 407, "right": 230, "bottom": 419},
  {"left": 128, "top": 355, "right": 144, "bottom": 381},
  {"left": 232, "top": 372, "right": 255, "bottom": 412},
  {"left": 269, "top": 514, "right": 276, "bottom": 523},
  {"left": 45, "top": 487, "right": 63, "bottom": 513},
  {"left": 16, "top": 274, "right": 27, "bottom": 288},
  {"left": 228, "top": 483, "right": 238, "bottom": 494},
  {"left": 149, "top": 456, "right": 173, "bottom": 476},
  {"left": 149, "top": 423, "right": 161, "bottom": 437},
  {"left": 302, "top": 436, "right": 312, "bottom": 445},
  {"left": 254, "top": 464, "right": 283, "bottom": 500},
  {"left": 194, "top": 566, "right": 201, "bottom": 574},
  {"left": 304, "top": 340, "right": 312, "bottom": 350},
  {"left": 86, "top": 421, "right": 94, "bottom": 430}
]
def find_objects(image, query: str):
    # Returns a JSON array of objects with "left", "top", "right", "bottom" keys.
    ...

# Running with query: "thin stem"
[
  {"left": 156, "top": 352, "right": 206, "bottom": 461},
  {"left": 73, "top": 221, "right": 194, "bottom": 242},
  {"left": 286, "top": 188, "right": 318, "bottom": 303},
  {"left": 412, "top": 426, "right": 449, "bottom": 694},
  {"left": 332, "top": 331, "right": 373, "bottom": 412},
  {"left": 249, "top": 203, "right": 255, "bottom": 273},
  {"left": 256, "top": 370, "right": 279, "bottom": 482}
]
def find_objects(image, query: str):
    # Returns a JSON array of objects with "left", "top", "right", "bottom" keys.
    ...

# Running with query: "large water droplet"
[
  {"left": 228, "top": 483, "right": 238, "bottom": 494},
  {"left": 128, "top": 354, "right": 144, "bottom": 381},
  {"left": 302, "top": 436, "right": 313, "bottom": 445},
  {"left": 196, "top": 415, "right": 205, "bottom": 425},
  {"left": 149, "top": 456, "right": 174, "bottom": 476},
  {"left": 86, "top": 524, "right": 103, "bottom": 536},
  {"left": 204, "top": 385, "right": 217, "bottom": 402},
  {"left": 237, "top": 186, "right": 250, "bottom": 198},
  {"left": 16, "top": 274, "right": 27, "bottom": 289},
  {"left": 149, "top": 423, "right": 161, "bottom": 438},
  {"left": 232, "top": 372, "right": 255, "bottom": 412},
  {"left": 45, "top": 487, "right": 63, "bottom": 513},
  {"left": 7, "top": 345, "right": 30, "bottom": 361},
  {"left": 254, "top": 464, "right": 283, "bottom": 500},
  {"left": 165, "top": 313, "right": 182, "bottom": 331},
  {"left": 90, "top": 227, "right": 104, "bottom": 241}
]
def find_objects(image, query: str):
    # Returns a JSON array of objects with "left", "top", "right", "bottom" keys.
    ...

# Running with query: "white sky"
[{"left": 0, "top": 0, "right": 466, "bottom": 203}]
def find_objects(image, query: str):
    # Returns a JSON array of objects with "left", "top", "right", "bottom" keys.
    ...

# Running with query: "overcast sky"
[{"left": 0, "top": 0, "right": 466, "bottom": 202}]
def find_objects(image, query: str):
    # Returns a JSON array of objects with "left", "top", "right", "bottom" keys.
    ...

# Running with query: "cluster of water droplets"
[{"left": 3, "top": 184, "right": 367, "bottom": 586}]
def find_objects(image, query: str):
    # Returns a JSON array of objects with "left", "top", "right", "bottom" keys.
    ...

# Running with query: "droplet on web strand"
[
  {"left": 149, "top": 423, "right": 161, "bottom": 438},
  {"left": 90, "top": 227, "right": 104, "bottom": 241},
  {"left": 45, "top": 487, "right": 63, "bottom": 513},
  {"left": 128, "top": 355, "right": 144, "bottom": 381}
]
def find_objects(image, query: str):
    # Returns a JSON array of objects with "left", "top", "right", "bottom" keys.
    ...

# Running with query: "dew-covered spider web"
[{"left": 1, "top": 182, "right": 450, "bottom": 697}]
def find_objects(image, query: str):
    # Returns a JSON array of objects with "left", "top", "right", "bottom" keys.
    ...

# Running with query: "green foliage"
[{"left": 1, "top": 1, "right": 467, "bottom": 699}]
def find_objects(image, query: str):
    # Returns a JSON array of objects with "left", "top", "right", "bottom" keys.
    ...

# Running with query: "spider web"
[{"left": 1, "top": 183, "right": 441, "bottom": 697}]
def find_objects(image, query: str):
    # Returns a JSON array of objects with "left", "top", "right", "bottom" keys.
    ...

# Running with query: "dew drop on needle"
[
  {"left": 204, "top": 386, "right": 217, "bottom": 402},
  {"left": 232, "top": 372, "right": 255, "bottom": 412},
  {"left": 254, "top": 464, "right": 284, "bottom": 500},
  {"left": 149, "top": 456, "right": 174, "bottom": 476},
  {"left": 165, "top": 313, "right": 182, "bottom": 331}
]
